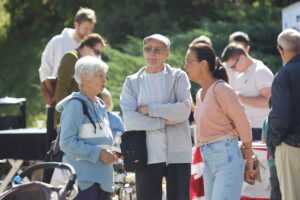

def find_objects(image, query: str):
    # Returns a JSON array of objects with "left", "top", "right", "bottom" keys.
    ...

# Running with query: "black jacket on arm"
[{"left": 267, "top": 54, "right": 300, "bottom": 157}]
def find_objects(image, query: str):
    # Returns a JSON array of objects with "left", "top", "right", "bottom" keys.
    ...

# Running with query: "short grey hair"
[
  {"left": 277, "top": 29, "right": 300, "bottom": 53},
  {"left": 74, "top": 56, "right": 108, "bottom": 85}
]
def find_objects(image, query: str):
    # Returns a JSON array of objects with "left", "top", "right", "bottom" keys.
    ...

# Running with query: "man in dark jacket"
[{"left": 267, "top": 28, "right": 300, "bottom": 200}]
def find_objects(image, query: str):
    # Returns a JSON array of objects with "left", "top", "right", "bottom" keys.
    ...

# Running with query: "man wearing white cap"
[{"left": 120, "top": 34, "right": 192, "bottom": 200}]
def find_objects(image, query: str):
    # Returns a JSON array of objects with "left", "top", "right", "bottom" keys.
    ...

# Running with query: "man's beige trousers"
[{"left": 275, "top": 142, "right": 300, "bottom": 200}]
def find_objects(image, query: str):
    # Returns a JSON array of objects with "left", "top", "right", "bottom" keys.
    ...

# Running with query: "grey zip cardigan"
[{"left": 120, "top": 64, "right": 193, "bottom": 164}]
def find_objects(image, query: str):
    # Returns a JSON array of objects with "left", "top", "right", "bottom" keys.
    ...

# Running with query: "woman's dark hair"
[
  {"left": 189, "top": 43, "right": 228, "bottom": 83},
  {"left": 78, "top": 33, "right": 106, "bottom": 49}
]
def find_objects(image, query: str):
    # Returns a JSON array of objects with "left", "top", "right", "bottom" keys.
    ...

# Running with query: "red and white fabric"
[
  {"left": 190, "top": 147, "right": 205, "bottom": 200},
  {"left": 190, "top": 142, "right": 271, "bottom": 200}
]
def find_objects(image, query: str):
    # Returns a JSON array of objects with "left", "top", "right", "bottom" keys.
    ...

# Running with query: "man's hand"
[
  {"left": 165, "top": 120, "right": 177, "bottom": 125},
  {"left": 137, "top": 106, "right": 149, "bottom": 115},
  {"left": 99, "top": 149, "right": 118, "bottom": 164}
]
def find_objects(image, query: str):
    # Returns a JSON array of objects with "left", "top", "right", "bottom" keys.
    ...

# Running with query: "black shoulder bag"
[{"left": 120, "top": 130, "right": 147, "bottom": 172}]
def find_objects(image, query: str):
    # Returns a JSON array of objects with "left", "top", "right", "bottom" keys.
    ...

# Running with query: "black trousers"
[
  {"left": 135, "top": 163, "right": 191, "bottom": 200},
  {"left": 43, "top": 107, "right": 57, "bottom": 183},
  {"left": 47, "top": 107, "right": 57, "bottom": 142},
  {"left": 269, "top": 166, "right": 282, "bottom": 200}
]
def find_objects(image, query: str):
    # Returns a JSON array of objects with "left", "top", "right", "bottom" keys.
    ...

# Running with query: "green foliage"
[
  {"left": 120, "top": 36, "right": 144, "bottom": 57},
  {"left": 0, "top": 37, "right": 46, "bottom": 126},
  {"left": 97, "top": 0, "right": 198, "bottom": 44},
  {"left": 169, "top": 3, "right": 282, "bottom": 74},
  {"left": 0, "top": 0, "right": 9, "bottom": 40},
  {"left": 103, "top": 47, "right": 144, "bottom": 111}
]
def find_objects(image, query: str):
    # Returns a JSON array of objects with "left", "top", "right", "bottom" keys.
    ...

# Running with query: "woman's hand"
[
  {"left": 244, "top": 155, "right": 259, "bottom": 185},
  {"left": 241, "top": 141, "right": 259, "bottom": 185},
  {"left": 99, "top": 149, "right": 118, "bottom": 164}
]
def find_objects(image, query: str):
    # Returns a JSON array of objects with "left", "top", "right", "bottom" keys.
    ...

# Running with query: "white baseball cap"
[{"left": 143, "top": 34, "right": 171, "bottom": 50}]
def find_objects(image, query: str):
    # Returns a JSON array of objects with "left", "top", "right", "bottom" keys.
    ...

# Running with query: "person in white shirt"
[
  {"left": 221, "top": 43, "right": 274, "bottom": 140},
  {"left": 224, "top": 31, "right": 251, "bottom": 86},
  {"left": 39, "top": 7, "right": 97, "bottom": 82}
]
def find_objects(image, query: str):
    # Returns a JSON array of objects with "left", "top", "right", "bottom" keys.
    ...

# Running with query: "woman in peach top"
[{"left": 185, "top": 43, "right": 256, "bottom": 200}]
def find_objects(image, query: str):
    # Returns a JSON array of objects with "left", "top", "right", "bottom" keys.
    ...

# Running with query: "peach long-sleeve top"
[{"left": 194, "top": 80, "right": 252, "bottom": 143}]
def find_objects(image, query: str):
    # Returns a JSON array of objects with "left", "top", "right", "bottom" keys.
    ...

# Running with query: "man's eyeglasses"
[
  {"left": 143, "top": 46, "right": 167, "bottom": 54},
  {"left": 229, "top": 56, "right": 240, "bottom": 69}
]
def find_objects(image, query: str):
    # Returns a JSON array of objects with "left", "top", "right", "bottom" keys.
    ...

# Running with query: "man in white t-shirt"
[
  {"left": 222, "top": 43, "right": 274, "bottom": 140},
  {"left": 39, "top": 7, "right": 97, "bottom": 82}
]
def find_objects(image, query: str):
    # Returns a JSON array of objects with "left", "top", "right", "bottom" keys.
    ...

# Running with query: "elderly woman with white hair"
[{"left": 56, "top": 56, "right": 118, "bottom": 200}]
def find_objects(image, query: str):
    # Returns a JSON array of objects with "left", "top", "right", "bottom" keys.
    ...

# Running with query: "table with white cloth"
[
  {"left": 190, "top": 142, "right": 271, "bottom": 200},
  {"left": 0, "top": 128, "right": 48, "bottom": 192}
]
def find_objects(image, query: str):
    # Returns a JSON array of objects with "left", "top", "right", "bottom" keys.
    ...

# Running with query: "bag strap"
[
  {"left": 212, "top": 80, "right": 235, "bottom": 128},
  {"left": 69, "top": 97, "right": 97, "bottom": 132}
]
